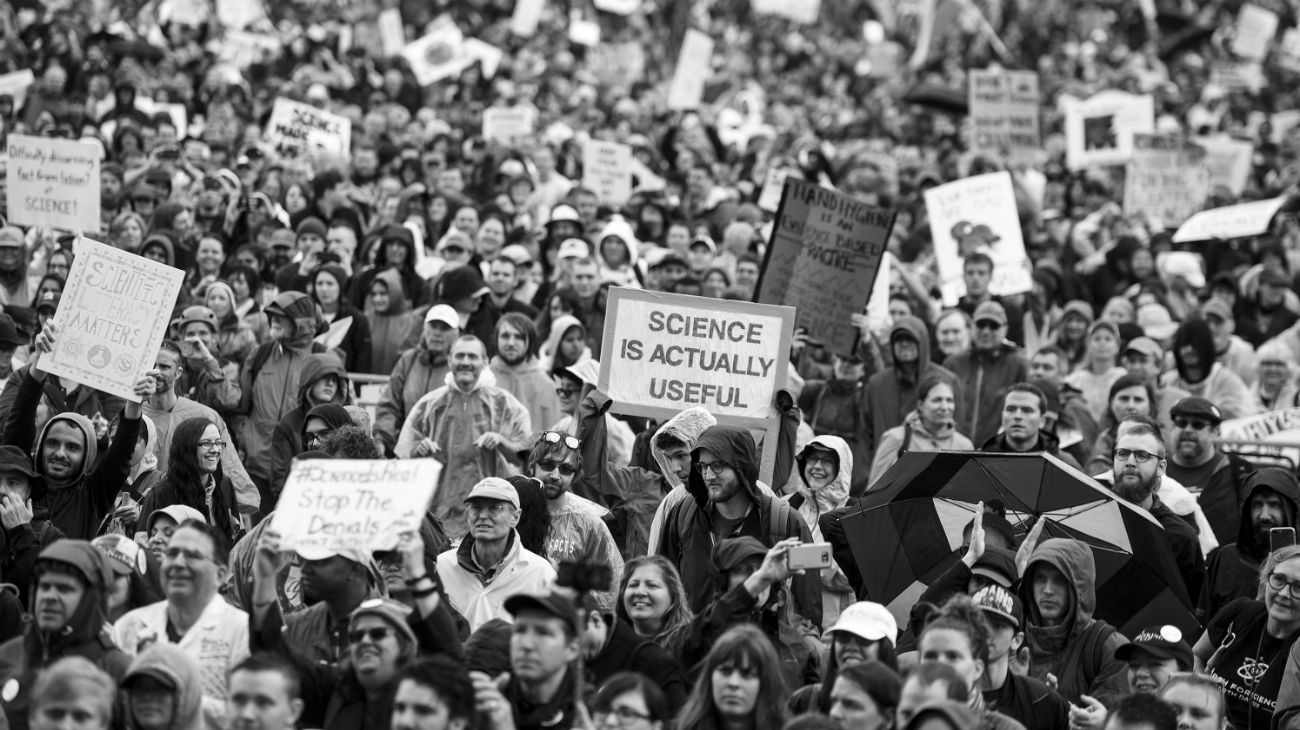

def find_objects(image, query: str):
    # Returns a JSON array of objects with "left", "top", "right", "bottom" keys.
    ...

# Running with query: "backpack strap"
[
  {"left": 1082, "top": 621, "right": 1118, "bottom": 688},
  {"left": 897, "top": 423, "right": 914, "bottom": 458}
]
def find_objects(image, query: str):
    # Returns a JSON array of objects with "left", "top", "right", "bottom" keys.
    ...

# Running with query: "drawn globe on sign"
[
  {"left": 423, "top": 41, "right": 456, "bottom": 65},
  {"left": 114, "top": 355, "right": 135, "bottom": 377},
  {"left": 87, "top": 345, "right": 112, "bottom": 369},
  {"left": 63, "top": 338, "right": 83, "bottom": 357}
]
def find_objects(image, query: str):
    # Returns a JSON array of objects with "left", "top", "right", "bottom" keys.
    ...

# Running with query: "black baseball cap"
[
  {"left": 0, "top": 313, "right": 21, "bottom": 348},
  {"left": 1115, "top": 625, "right": 1193, "bottom": 668},
  {"left": 504, "top": 591, "right": 580, "bottom": 635}
]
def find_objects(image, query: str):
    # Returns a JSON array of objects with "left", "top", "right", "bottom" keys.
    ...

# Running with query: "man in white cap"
[
  {"left": 374, "top": 304, "right": 460, "bottom": 457},
  {"left": 435, "top": 477, "right": 555, "bottom": 631},
  {"left": 278, "top": 545, "right": 385, "bottom": 668}
]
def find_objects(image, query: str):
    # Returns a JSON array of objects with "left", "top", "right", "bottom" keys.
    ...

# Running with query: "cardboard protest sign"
[
  {"left": 0, "top": 70, "right": 35, "bottom": 112},
  {"left": 598, "top": 287, "right": 794, "bottom": 425},
  {"left": 756, "top": 178, "right": 894, "bottom": 357},
  {"left": 265, "top": 98, "right": 352, "bottom": 160},
  {"left": 583, "top": 140, "right": 633, "bottom": 206},
  {"left": 751, "top": 0, "right": 821, "bottom": 24},
  {"left": 217, "top": 31, "right": 280, "bottom": 68},
  {"left": 403, "top": 19, "right": 472, "bottom": 86},
  {"left": 1233, "top": 4, "right": 1279, "bottom": 61},
  {"left": 6, "top": 135, "right": 101, "bottom": 233},
  {"left": 1280, "top": 28, "right": 1300, "bottom": 72},
  {"left": 216, "top": 0, "right": 266, "bottom": 28},
  {"left": 587, "top": 42, "right": 647, "bottom": 89},
  {"left": 969, "top": 69, "right": 1040, "bottom": 166},
  {"left": 758, "top": 167, "right": 797, "bottom": 213},
  {"left": 1210, "top": 60, "right": 1266, "bottom": 94},
  {"left": 511, "top": 0, "right": 545, "bottom": 36},
  {"left": 483, "top": 107, "right": 536, "bottom": 143},
  {"left": 1220, "top": 408, "right": 1300, "bottom": 468},
  {"left": 378, "top": 8, "right": 405, "bottom": 57},
  {"left": 923, "top": 171, "right": 1031, "bottom": 305},
  {"left": 1062, "top": 91, "right": 1155, "bottom": 169},
  {"left": 271, "top": 459, "right": 441, "bottom": 554},
  {"left": 465, "top": 39, "right": 504, "bottom": 79},
  {"left": 41, "top": 238, "right": 184, "bottom": 402},
  {"left": 594, "top": 0, "right": 638, "bottom": 15},
  {"left": 1172, "top": 197, "right": 1286, "bottom": 243},
  {"left": 1196, "top": 135, "right": 1254, "bottom": 195},
  {"left": 667, "top": 29, "right": 713, "bottom": 110},
  {"left": 1123, "top": 134, "right": 1210, "bottom": 228}
]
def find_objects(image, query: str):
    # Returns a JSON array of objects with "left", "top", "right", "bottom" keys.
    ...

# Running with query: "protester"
[
  {"left": 869, "top": 374, "right": 972, "bottom": 486},
  {"left": 1164, "top": 397, "right": 1256, "bottom": 546},
  {"left": 674, "top": 623, "right": 791, "bottom": 730},
  {"left": 119, "top": 643, "right": 205, "bottom": 730},
  {"left": 1200, "top": 468, "right": 1300, "bottom": 623},
  {"left": 374, "top": 303, "right": 460, "bottom": 456},
  {"left": 944, "top": 302, "right": 1030, "bottom": 446}
]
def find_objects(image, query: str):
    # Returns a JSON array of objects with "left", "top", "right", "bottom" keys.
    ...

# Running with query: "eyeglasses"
[
  {"left": 975, "top": 320, "right": 1003, "bottom": 330},
  {"left": 535, "top": 460, "right": 577, "bottom": 477},
  {"left": 594, "top": 707, "right": 654, "bottom": 725},
  {"left": 1173, "top": 418, "right": 1212, "bottom": 432},
  {"left": 694, "top": 462, "right": 727, "bottom": 476},
  {"left": 197, "top": 439, "right": 226, "bottom": 452},
  {"left": 540, "top": 431, "right": 581, "bottom": 450},
  {"left": 348, "top": 627, "right": 392, "bottom": 644},
  {"left": 1268, "top": 572, "right": 1300, "bottom": 597},
  {"left": 466, "top": 501, "right": 514, "bottom": 515},
  {"left": 805, "top": 455, "right": 836, "bottom": 468},
  {"left": 164, "top": 546, "right": 213, "bottom": 563},
  {"left": 556, "top": 387, "right": 579, "bottom": 398},
  {"left": 1114, "top": 448, "right": 1160, "bottom": 464},
  {"left": 304, "top": 430, "right": 331, "bottom": 446}
]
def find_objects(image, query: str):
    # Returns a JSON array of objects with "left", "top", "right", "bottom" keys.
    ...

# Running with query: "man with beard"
[
  {"left": 1164, "top": 397, "right": 1254, "bottom": 546},
  {"left": 1199, "top": 468, "right": 1299, "bottom": 623},
  {"left": 375, "top": 305, "right": 460, "bottom": 457},
  {"left": 489, "top": 313, "right": 561, "bottom": 437},
  {"left": 524, "top": 431, "right": 624, "bottom": 612},
  {"left": 114, "top": 520, "right": 249, "bottom": 728},
  {"left": 396, "top": 336, "right": 531, "bottom": 540},
  {"left": 144, "top": 341, "right": 259, "bottom": 519},
  {"left": 0, "top": 541, "right": 130, "bottom": 730},
  {"left": 1108, "top": 416, "right": 1203, "bottom": 602},
  {"left": 865, "top": 315, "right": 959, "bottom": 462},
  {"left": 0, "top": 226, "right": 32, "bottom": 307}
]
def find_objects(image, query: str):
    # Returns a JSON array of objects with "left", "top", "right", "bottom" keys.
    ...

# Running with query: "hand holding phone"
[{"left": 786, "top": 542, "right": 833, "bottom": 572}]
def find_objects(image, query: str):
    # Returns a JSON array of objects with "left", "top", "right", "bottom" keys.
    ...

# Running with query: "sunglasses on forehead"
[{"left": 538, "top": 431, "right": 580, "bottom": 450}]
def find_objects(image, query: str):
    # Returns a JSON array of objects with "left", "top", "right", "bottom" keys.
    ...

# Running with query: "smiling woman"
[{"left": 137, "top": 417, "right": 244, "bottom": 552}]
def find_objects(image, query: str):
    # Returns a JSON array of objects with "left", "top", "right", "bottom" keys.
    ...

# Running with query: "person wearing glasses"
[
  {"left": 1200, "top": 468, "right": 1300, "bottom": 625},
  {"left": 140, "top": 417, "right": 245, "bottom": 551},
  {"left": 1194, "top": 544, "right": 1300, "bottom": 730},
  {"left": 942, "top": 300, "right": 1030, "bottom": 447},
  {"left": 588, "top": 672, "right": 671, "bottom": 730},
  {"left": 0, "top": 540, "right": 131, "bottom": 730},
  {"left": 436, "top": 477, "right": 557, "bottom": 631},
  {"left": 114, "top": 520, "right": 249, "bottom": 728},
  {"left": 1163, "top": 397, "right": 1256, "bottom": 548}
]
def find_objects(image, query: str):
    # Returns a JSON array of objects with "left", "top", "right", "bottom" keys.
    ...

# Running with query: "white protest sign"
[
  {"left": 483, "top": 107, "right": 536, "bottom": 143},
  {"left": 969, "top": 69, "right": 1040, "bottom": 166},
  {"left": 667, "top": 29, "right": 713, "bottom": 110},
  {"left": 758, "top": 167, "right": 797, "bottom": 213},
  {"left": 1220, "top": 408, "right": 1300, "bottom": 467},
  {"left": 923, "top": 171, "right": 1031, "bottom": 305},
  {"left": 511, "top": 0, "right": 545, "bottom": 36},
  {"left": 1281, "top": 28, "right": 1300, "bottom": 72},
  {"left": 0, "top": 70, "right": 35, "bottom": 112},
  {"left": 1172, "top": 197, "right": 1286, "bottom": 243},
  {"left": 378, "top": 8, "right": 405, "bottom": 57},
  {"left": 751, "top": 0, "right": 820, "bottom": 24},
  {"left": 403, "top": 19, "right": 471, "bottom": 86},
  {"left": 1123, "top": 135, "right": 1210, "bottom": 228},
  {"left": 598, "top": 287, "right": 794, "bottom": 424},
  {"left": 216, "top": 0, "right": 266, "bottom": 28},
  {"left": 587, "top": 42, "right": 647, "bottom": 89},
  {"left": 594, "top": 0, "right": 638, "bottom": 15},
  {"left": 465, "top": 39, "right": 504, "bottom": 79},
  {"left": 1210, "top": 60, "right": 1266, "bottom": 93},
  {"left": 583, "top": 140, "right": 633, "bottom": 206},
  {"left": 265, "top": 98, "right": 352, "bottom": 160},
  {"left": 271, "top": 459, "right": 441, "bottom": 554},
  {"left": 1233, "top": 4, "right": 1279, "bottom": 61},
  {"left": 6, "top": 135, "right": 101, "bottom": 233},
  {"left": 165, "top": 0, "right": 208, "bottom": 25},
  {"left": 1196, "top": 135, "right": 1254, "bottom": 195},
  {"left": 1062, "top": 91, "right": 1155, "bottom": 169},
  {"left": 217, "top": 31, "right": 280, "bottom": 68},
  {"left": 569, "top": 14, "right": 601, "bottom": 46},
  {"left": 42, "top": 238, "right": 183, "bottom": 402}
]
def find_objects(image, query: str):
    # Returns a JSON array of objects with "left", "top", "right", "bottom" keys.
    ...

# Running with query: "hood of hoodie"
[
  {"left": 791, "top": 435, "right": 853, "bottom": 515},
  {"left": 265, "top": 291, "right": 322, "bottom": 353},
  {"left": 890, "top": 315, "right": 932, "bottom": 378},
  {"left": 371, "top": 268, "right": 411, "bottom": 315},
  {"left": 301, "top": 403, "right": 355, "bottom": 443},
  {"left": 29, "top": 541, "right": 113, "bottom": 649},
  {"left": 688, "top": 425, "right": 761, "bottom": 508},
  {"left": 141, "top": 232, "right": 176, "bottom": 267},
  {"left": 442, "top": 365, "right": 498, "bottom": 394},
  {"left": 131, "top": 416, "right": 159, "bottom": 482},
  {"left": 1172, "top": 319, "right": 1215, "bottom": 384},
  {"left": 295, "top": 353, "right": 348, "bottom": 410},
  {"left": 651, "top": 407, "right": 718, "bottom": 488},
  {"left": 1236, "top": 467, "right": 1300, "bottom": 561},
  {"left": 598, "top": 216, "right": 641, "bottom": 269},
  {"left": 543, "top": 315, "right": 585, "bottom": 360},
  {"left": 35, "top": 412, "right": 99, "bottom": 489},
  {"left": 123, "top": 643, "right": 204, "bottom": 730},
  {"left": 1018, "top": 538, "right": 1097, "bottom": 637}
]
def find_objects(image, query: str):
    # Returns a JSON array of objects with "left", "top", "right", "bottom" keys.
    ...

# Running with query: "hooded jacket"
[
  {"left": 268, "top": 354, "right": 349, "bottom": 493},
  {"left": 489, "top": 349, "right": 562, "bottom": 442},
  {"left": 1199, "top": 468, "right": 1300, "bottom": 624},
  {"left": 122, "top": 644, "right": 204, "bottom": 730},
  {"left": 240, "top": 291, "right": 325, "bottom": 481},
  {"left": 1162, "top": 320, "right": 1257, "bottom": 419},
  {"left": 374, "top": 339, "right": 453, "bottom": 456},
  {"left": 0, "top": 541, "right": 131, "bottom": 730},
  {"left": 658, "top": 425, "right": 822, "bottom": 628},
  {"left": 870, "top": 409, "right": 975, "bottom": 486},
  {"left": 943, "top": 342, "right": 1030, "bottom": 446},
  {"left": 3, "top": 372, "right": 142, "bottom": 541},
  {"left": 597, "top": 216, "right": 643, "bottom": 289},
  {"left": 781, "top": 436, "right": 855, "bottom": 597},
  {"left": 1016, "top": 539, "right": 1127, "bottom": 707},
  {"left": 865, "top": 317, "right": 959, "bottom": 451},
  {"left": 540, "top": 315, "right": 592, "bottom": 372},
  {"left": 315, "top": 265, "right": 372, "bottom": 375},
  {"left": 366, "top": 268, "right": 416, "bottom": 375}
]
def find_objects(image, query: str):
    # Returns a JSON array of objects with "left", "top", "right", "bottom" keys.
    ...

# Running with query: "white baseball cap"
[
  {"left": 824, "top": 601, "right": 898, "bottom": 644},
  {"left": 424, "top": 304, "right": 460, "bottom": 329},
  {"left": 557, "top": 238, "right": 590, "bottom": 260}
]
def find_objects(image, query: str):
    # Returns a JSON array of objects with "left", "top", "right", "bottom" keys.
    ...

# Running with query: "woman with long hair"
[
  {"left": 790, "top": 601, "right": 899, "bottom": 715},
  {"left": 311, "top": 264, "right": 372, "bottom": 374},
  {"left": 827, "top": 661, "right": 901, "bottom": 730},
  {"left": 617, "top": 556, "right": 695, "bottom": 652},
  {"left": 1053, "top": 301, "right": 1093, "bottom": 371},
  {"left": 1083, "top": 374, "right": 1157, "bottom": 475},
  {"left": 138, "top": 417, "right": 242, "bottom": 551},
  {"left": 204, "top": 280, "right": 261, "bottom": 365},
  {"left": 675, "top": 624, "right": 790, "bottom": 730},
  {"left": 222, "top": 264, "right": 270, "bottom": 339},
  {"left": 110, "top": 210, "right": 147, "bottom": 252},
  {"left": 869, "top": 375, "right": 972, "bottom": 485},
  {"left": 592, "top": 672, "right": 671, "bottom": 730},
  {"left": 507, "top": 475, "right": 552, "bottom": 559}
]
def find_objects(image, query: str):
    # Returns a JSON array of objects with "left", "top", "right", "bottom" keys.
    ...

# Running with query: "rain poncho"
[
  {"left": 597, "top": 216, "right": 643, "bottom": 288},
  {"left": 490, "top": 352, "right": 561, "bottom": 441},
  {"left": 780, "top": 436, "right": 856, "bottom": 619},
  {"left": 365, "top": 268, "right": 416, "bottom": 375},
  {"left": 544, "top": 492, "right": 624, "bottom": 612}
]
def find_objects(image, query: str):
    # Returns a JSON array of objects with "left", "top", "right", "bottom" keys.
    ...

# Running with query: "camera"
[{"left": 556, "top": 562, "right": 612, "bottom": 593}]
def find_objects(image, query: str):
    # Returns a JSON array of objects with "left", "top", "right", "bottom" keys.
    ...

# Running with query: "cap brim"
[
  {"left": 971, "top": 565, "right": 1015, "bottom": 588},
  {"left": 295, "top": 546, "right": 341, "bottom": 561},
  {"left": 1115, "top": 643, "right": 1186, "bottom": 663},
  {"left": 824, "top": 624, "right": 891, "bottom": 643},
  {"left": 978, "top": 606, "right": 1019, "bottom": 628}
]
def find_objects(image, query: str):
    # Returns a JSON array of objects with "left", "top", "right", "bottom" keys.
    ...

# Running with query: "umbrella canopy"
[
  {"left": 902, "top": 84, "right": 968, "bottom": 115},
  {"left": 840, "top": 451, "right": 1199, "bottom": 639}
]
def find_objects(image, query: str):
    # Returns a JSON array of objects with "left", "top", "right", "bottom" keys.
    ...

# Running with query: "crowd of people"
[{"left": 9, "top": 0, "right": 1300, "bottom": 729}]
